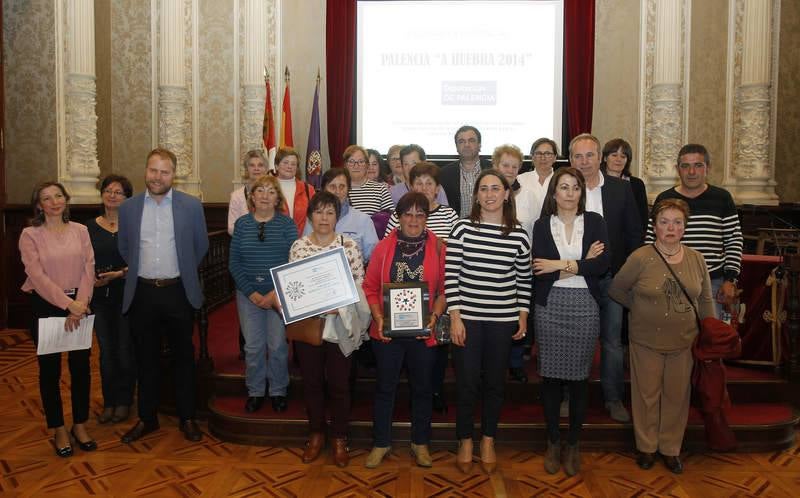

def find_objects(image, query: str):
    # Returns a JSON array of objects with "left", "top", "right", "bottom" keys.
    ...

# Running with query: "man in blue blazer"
[
  {"left": 117, "top": 148, "right": 209, "bottom": 443},
  {"left": 570, "top": 134, "right": 643, "bottom": 423}
]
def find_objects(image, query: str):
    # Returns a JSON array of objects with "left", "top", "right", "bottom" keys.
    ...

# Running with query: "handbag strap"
[{"left": 651, "top": 244, "right": 702, "bottom": 330}]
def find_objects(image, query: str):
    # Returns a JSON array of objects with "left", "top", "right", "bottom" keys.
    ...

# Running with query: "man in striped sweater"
[{"left": 648, "top": 143, "right": 743, "bottom": 320}]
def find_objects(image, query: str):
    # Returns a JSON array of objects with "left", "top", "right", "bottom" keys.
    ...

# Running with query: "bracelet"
[{"left": 564, "top": 261, "right": 573, "bottom": 273}]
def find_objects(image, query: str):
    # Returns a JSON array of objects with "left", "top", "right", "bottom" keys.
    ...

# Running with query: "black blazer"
[
  {"left": 599, "top": 174, "right": 643, "bottom": 274},
  {"left": 439, "top": 157, "right": 493, "bottom": 214},
  {"left": 532, "top": 211, "right": 610, "bottom": 307},
  {"left": 629, "top": 176, "right": 649, "bottom": 238}
]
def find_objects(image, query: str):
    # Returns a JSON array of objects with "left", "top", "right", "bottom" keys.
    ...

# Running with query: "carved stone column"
[
  {"left": 62, "top": 0, "right": 101, "bottom": 203},
  {"left": 158, "top": 0, "right": 200, "bottom": 196},
  {"left": 725, "top": 0, "right": 779, "bottom": 205},
  {"left": 639, "top": 0, "right": 689, "bottom": 201},
  {"left": 239, "top": 0, "right": 277, "bottom": 183}
]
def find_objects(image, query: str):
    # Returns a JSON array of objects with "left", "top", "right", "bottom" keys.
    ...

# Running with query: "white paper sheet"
[{"left": 36, "top": 315, "right": 95, "bottom": 355}]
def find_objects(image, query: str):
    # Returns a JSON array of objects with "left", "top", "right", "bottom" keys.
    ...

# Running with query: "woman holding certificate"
[
  {"left": 19, "top": 182, "right": 96, "bottom": 457},
  {"left": 229, "top": 175, "right": 297, "bottom": 415},
  {"left": 362, "top": 192, "right": 448, "bottom": 469},
  {"left": 446, "top": 171, "right": 532, "bottom": 474},
  {"left": 289, "top": 191, "right": 366, "bottom": 468}
]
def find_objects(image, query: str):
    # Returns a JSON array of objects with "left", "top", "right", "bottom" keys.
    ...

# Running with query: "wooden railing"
[{"left": 195, "top": 229, "right": 234, "bottom": 373}]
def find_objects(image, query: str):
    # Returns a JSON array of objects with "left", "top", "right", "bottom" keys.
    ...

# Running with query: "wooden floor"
[{"left": 2, "top": 328, "right": 800, "bottom": 497}]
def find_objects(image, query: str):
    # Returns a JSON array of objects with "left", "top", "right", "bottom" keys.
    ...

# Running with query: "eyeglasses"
[
  {"left": 103, "top": 189, "right": 125, "bottom": 197},
  {"left": 388, "top": 156, "right": 401, "bottom": 162},
  {"left": 257, "top": 222, "right": 266, "bottom": 242},
  {"left": 533, "top": 151, "right": 555, "bottom": 158},
  {"left": 347, "top": 159, "right": 366, "bottom": 166}
]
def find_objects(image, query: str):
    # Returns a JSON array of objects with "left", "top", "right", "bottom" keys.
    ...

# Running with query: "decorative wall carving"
[
  {"left": 726, "top": 0, "right": 779, "bottom": 204},
  {"left": 59, "top": 0, "right": 101, "bottom": 202},
  {"left": 239, "top": 0, "right": 278, "bottom": 179},
  {"left": 159, "top": 85, "right": 191, "bottom": 177},
  {"left": 640, "top": 0, "right": 688, "bottom": 199},
  {"left": 64, "top": 74, "right": 100, "bottom": 199}
]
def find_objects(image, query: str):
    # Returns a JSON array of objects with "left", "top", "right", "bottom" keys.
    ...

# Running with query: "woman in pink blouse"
[{"left": 19, "top": 182, "right": 96, "bottom": 457}]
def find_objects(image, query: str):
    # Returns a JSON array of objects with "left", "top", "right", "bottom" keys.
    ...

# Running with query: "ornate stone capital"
[
  {"left": 639, "top": 0, "right": 689, "bottom": 199},
  {"left": 725, "top": 0, "right": 779, "bottom": 204}
]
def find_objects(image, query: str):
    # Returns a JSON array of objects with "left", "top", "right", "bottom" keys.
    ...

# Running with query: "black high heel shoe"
[
  {"left": 54, "top": 441, "right": 73, "bottom": 458},
  {"left": 70, "top": 427, "right": 98, "bottom": 452}
]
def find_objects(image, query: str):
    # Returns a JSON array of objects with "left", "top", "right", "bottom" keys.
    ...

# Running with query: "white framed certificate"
[{"left": 270, "top": 247, "right": 360, "bottom": 324}]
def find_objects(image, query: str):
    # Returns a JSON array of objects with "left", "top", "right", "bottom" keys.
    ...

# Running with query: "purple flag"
[{"left": 305, "top": 77, "right": 322, "bottom": 189}]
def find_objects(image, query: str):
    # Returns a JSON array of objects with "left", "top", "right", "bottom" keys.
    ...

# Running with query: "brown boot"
[
  {"left": 562, "top": 443, "right": 581, "bottom": 476},
  {"left": 302, "top": 432, "right": 324, "bottom": 464},
  {"left": 332, "top": 438, "right": 349, "bottom": 467},
  {"left": 543, "top": 440, "right": 561, "bottom": 474}
]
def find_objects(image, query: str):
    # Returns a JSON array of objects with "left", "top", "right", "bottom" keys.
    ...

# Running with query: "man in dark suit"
[
  {"left": 439, "top": 125, "right": 492, "bottom": 218},
  {"left": 570, "top": 133, "right": 642, "bottom": 422},
  {"left": 118, "top": 148, "right": 209, "bottom": 443}
]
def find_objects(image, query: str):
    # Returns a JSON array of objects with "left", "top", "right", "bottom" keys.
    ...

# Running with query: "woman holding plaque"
[
  {"left": 20, "top": 182, "right": 96, "bottom": 457},
  {"left": 87, "top": 175, "right": 135, "bottom": 425},
  {"left": 229, "top": 175, "right": 297, "bottom": 415},
  {"left": 290, "top": 191, "right": 366, "bottom": 468},
  {"left": 362, "top": 192, "right": 448, "bottom": 469},
  {"left": 446, "top": 170, "right": 531, "bottom": 474}
]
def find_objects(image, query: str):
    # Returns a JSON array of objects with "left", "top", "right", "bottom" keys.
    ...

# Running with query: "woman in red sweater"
[{"left": 362, "top": 192, "right": 447, "bottom": 469}]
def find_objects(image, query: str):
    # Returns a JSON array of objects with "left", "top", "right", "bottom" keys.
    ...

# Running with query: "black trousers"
[
  {"left": 452, "top": 319, "right": 516, "bottom": 439},
  {"left": 30, "top": 292, "right": 91, "bottom": 428},
  {"left": 541, "top": 377, "right": 589, "bottom": 445},
  {"left": 128, "top": 280, "right": 196, "bottom": 423}
]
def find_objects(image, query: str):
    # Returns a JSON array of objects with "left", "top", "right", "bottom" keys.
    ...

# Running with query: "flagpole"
[{"left": 262, "top": 66, "right": 277, "bottom": 169}]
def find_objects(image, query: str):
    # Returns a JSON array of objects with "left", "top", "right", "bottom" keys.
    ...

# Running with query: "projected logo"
[{"left": 441, "top": 81, "right": 497, "bottom": 106}]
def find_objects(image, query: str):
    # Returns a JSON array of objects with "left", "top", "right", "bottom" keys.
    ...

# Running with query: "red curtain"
[
  {"left": 325, "top": 0, "right": 357, "bottom": 169},
  {"left": 564, "top": 0, "right": 595, "bottom": 138}
]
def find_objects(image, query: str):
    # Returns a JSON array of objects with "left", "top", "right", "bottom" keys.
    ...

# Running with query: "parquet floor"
[{"left": 1, "top": 328, "right": 799, "bottom": 497}]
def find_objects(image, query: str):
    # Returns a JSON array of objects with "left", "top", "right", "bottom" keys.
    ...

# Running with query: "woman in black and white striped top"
[
  {"left": 384, "top": 162, "right": 458, "bottom": 239},
  {"left": 446, "top": 170, "right": 531, "bottom": 475},
  {"left": 343, "top": 145, "right": 394, "bottom": 216}
]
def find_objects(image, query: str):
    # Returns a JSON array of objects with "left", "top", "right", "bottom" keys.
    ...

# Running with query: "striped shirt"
[
  {"left": 384, "top": 204, "right": 459, "bottom": 239},
  {"left": 445, "top": 219, "right": 532, "bottom": 321},
  {"left": 647, "top": 185, "right": 743, "bottom": 279},
  {"left": 229, "top": 213, "right": 298, "bottom": 296},
  {"left": 348, "top": 180, "right": 393, "bottom": 216}
]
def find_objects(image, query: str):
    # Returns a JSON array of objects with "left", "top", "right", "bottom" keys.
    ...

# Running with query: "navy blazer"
[
  {"left": 439, "top": 157, "right": 493, "bottom": 214},
  {"left": 532, "top": 212, "right": 610, "bottom": 307},
  {"left": 599, "top": 174, "right": 643, "bottom": 274},
  {"left": 118, "top": 189, "right": 209, "bottom": 312}
]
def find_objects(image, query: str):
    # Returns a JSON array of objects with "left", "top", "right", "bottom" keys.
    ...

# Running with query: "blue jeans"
[
  {"left": 372, "top": 338, "right": 436, "bottom": 446},
  {"left": 599, "top": 274, "right": 624, "bottom": 403},
  {"left": 710, "top": 276, "right": 730, "bottom": 321},
  {"left": 236, "top": 291, "right": 289, "bottom": 397}
]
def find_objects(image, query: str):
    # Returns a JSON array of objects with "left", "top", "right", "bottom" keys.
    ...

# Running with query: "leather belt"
[{"left": 138, "top": 276, "right": 181, "bottom": 288}]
